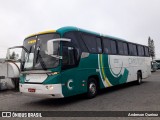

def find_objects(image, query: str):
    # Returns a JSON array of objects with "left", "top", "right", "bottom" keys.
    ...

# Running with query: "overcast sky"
[{"left": 0, "top": 0, "right": 160, "bottom": 58}]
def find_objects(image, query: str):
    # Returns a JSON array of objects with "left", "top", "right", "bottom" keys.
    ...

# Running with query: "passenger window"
[
  {"left": 123, "top": 43, "right": 128, "bottom": 55},
  {"left": 96, "top": 38, "right": 102, "bottom": 53},
  {"left": 129, "top": 43, "right": 137, "bottom": 56},
  {"left": 132, "top": 44, "right": 137, "bottom": 56},
  {"left": 138, "top": 45, "right": 144, "bottom": 56},
  {"left": 141, "top": 46, "right": 145, "bottom": 56},
  {"left": 117, "top": 41, "right": 124, "bottom": 55},
  {"left": 144, "top": 47, "right": 149, "bottom": 56},
  {"left": 64, "top": 31, "right": 88, "bottom": 52},
  {"left": 82, "top": 34, "right": 102, "bottom": 53},
  {"left": 103, "top": 38, "right": 111, "bottom": 54},
  {"left": 111, "top": 40, "right": 117, "bottom": 54},
  {"left": 129, "top": 44, "right": 134, "bottom": 55}
]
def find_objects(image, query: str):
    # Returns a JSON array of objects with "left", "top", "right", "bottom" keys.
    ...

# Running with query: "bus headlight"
[
  {"left": 46, "top": 85, "right": 54, "bottom": 90},
  {"left": 48, "top": 72, "right": 59, "bottom": 76}
]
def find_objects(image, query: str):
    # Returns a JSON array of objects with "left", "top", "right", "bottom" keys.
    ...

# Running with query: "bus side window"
[
  {"left": 129, "top": 43, "right": 137, "bottom": 56},
  {"left": 82, "top": 34, "right": 97, "bottom": 53},
  {"left": 117, "top": 41, "right": 124, "bottom": 55},
  {"left": 103, "top": 38, "right": 111, "bottom": 54},
  {"left": 64, "top": 31, "right": 88, "bottom": 52},
  {"left": 138, "top": 45, "right": 144, "bottom": 56},
  {"left": 144, "top": 47, "right": 149, "bottom": 56},
  {"left": 132, "top": 44, "right": 138, "bottom": 56},
  {"left": 96, "top": 38, "right": 102, "bottom": 53},
  {"left": 129, "top": 44, "right": 133, "bottom": 55},
  {"left": 62, "top": 42, "right": 77, "bottom": 70},
  {"left": 141, "top": 46, "right": 145, "bottom": 56},
  {"left": 111, "top": 40, "right": 117, "bottom": 54},
  {"left": 123, "top": 42, "right": 128, "bottom": 55}
]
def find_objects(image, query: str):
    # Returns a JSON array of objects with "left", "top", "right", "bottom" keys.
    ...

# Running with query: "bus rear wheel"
[
  {"left": 136, "top": 72, "right": 142, "bottom": 85},
  {"left": 87, "top": 78, "right": 98, "bottom": 98}
]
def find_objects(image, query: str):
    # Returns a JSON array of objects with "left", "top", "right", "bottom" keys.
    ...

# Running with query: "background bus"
[
  {"left": 19, "top": 26, "right": 151, "bottom": 98},
  {"left": 155, "top": 59, "right": 160, "bottom": 69}
]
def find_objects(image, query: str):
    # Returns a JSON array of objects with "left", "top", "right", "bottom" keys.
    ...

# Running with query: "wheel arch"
[{"left": 137, "top": 70, "right": 142, "bottom": 78}]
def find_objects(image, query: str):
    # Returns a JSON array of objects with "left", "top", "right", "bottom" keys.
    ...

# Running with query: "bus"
[
  {"left": 19, "top": 26, "right": 151, "bottom": 98},
  {"left": 155, "top": 59, "right": 160, "bottom": 69}
]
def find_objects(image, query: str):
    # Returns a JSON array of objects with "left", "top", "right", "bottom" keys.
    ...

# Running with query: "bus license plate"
[{"left": 28, "top": 88, "right": 36, "bottom": 92}]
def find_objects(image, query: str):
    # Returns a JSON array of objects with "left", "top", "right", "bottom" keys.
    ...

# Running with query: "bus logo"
[{"left": 67, "top": 79, "right": 73, "bottom": 90}]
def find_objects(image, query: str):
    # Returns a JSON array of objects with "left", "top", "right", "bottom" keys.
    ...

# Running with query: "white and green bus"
[{"left": 19, "top": 26, "right": 151, "bottom": 98}]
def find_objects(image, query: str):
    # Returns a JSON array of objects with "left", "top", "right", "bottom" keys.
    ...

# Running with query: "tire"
[
  {"left": 87, "top": 78, "right": 98, "bottom": 98},
  {"left": 136, "top": 72, "right": 142, "bottom": 85},
  {"left": 12, "top": 78, "right": 19, "bottom": 91}
]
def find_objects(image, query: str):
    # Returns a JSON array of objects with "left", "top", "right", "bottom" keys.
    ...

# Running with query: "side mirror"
[
  {"left": 46, "top": 38, "right": 71, "bottom": 56},
  {"left": 46, "top": 41, "right": 59, "bottom": 55}
]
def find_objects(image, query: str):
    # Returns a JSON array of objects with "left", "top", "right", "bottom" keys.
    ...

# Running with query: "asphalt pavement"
[{"left": 0, "top": 70, "right": 160, "bottom": 120}]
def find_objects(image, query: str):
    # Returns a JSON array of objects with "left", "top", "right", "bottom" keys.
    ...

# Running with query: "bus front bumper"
[{"left": 19, "top": 83, "right": 64, "bottom": 98}]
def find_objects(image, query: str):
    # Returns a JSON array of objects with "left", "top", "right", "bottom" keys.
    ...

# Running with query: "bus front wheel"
[{"left": 87, "top": 78, "right": 98, "bottom": 98}]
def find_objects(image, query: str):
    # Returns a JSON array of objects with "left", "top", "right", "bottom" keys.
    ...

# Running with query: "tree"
[{"left": 148, "top": 36, "right": 155, "bottom": 60}]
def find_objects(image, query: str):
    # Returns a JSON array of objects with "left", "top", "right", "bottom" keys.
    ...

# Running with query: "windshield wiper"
[{"left": 35, "top": 46, "right": 47, "bottom": 70}]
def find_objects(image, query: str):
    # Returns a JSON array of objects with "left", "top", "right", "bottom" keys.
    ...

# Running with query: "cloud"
[{"left": 0, "top": 0, "right": 160, "bottom": 58}]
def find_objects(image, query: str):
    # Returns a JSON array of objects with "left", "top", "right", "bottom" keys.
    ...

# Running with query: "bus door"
[{"left": 61, "top": 42, "right": 80, "bottom": 97}]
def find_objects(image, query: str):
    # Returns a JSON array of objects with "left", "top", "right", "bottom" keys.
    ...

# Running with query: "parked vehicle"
[
  {"left": 0, "top": 47, "right": 22, "bottom": 90},
  {"left": 155, "top": 60, "right": 160, "bottom": 69},
  {"left": 151, "top": 60, "right": 158, "bottom": 72}
]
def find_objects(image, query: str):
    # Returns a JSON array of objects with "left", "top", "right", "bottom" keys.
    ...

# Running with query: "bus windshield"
[{"left": 21, "top": 33, "right": 60, "bottom": 71}]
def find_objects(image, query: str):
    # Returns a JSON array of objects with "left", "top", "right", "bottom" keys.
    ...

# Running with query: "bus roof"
[
  {"left": 57, "top": 26, "right": 148, "bottom": 47},
  {"left": 26, "top": 26, "right": 127, "bottom": 42},
  {"left": 26, "top": 30, "right": 56, "bottom": 38},
  {"left": 25, "top": 26, "right": 148, "bottom": 47},
  {"left": 57, "top": 26, "right": 127, "bottom": 42}
]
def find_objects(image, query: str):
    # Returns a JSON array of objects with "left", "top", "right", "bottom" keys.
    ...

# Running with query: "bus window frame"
[{"left": 81, "top": 32, "right": 103, "bottom": 54}]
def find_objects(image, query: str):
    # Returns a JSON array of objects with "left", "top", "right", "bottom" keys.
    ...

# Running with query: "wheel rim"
[{"left": 89, "top": 82, "right": 96, "bottom": 95}]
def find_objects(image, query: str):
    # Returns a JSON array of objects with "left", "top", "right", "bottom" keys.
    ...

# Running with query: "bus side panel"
[
  {"left": 98, "top": 54, "right": 129, "bottom": 88},
  {"left": 129, "top": 56, "right": 151, "bottom": 80},
  {"left": 99, "top": 55, "right": 150, "bottom": 87},
  {"left": 61, "top": 54, "right": 102, "bottom": 97},
  {"left": 61, "top": 54, "right": 151, "bottom": 97},
  {"left": 143, "top": 57, "right": 151, "bottom": 78}
]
